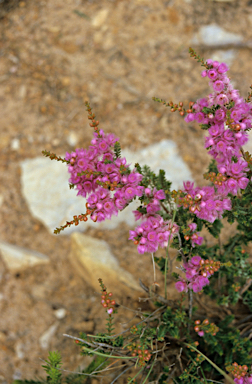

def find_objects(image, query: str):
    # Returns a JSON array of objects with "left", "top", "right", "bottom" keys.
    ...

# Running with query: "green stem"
[
  {"left": 127, "top": 367, "right": 144, "bottom": 383},
  {"left": 142, "top": 359, "right": 156, "bottom": 384},
  {"left": 164, "top": 207, "right": 177, "bottom": 300},
  {"left": 82, "top": 346, "right": 134, "bottom": 359},
  {"left": 200, "top": 365, "right": 208, "bottom": 384},
  {"left": 184, "top": 343, "right": 235, "bottom": 384}
]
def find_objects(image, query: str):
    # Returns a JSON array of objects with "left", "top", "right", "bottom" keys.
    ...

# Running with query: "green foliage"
[
  {"left": 41, "top": 351, "right": 62, "bottom": 384},
  {"left": 113, "top": 141, "right": 121, "bottom": 159},
  {"left": 73, "top": 10, "right": 90, "bottom": 19},
  {"left": 200, "top": 123, "right": 211, "bottom": 130},
  {"left": 157, "top": 307, "right": 188, "bottom": 340},
  {"left": 137, "top": 165, "right": 172, "bottom": 195},
  {"left": 199, "top": 318, "right": 252, "bottom": 376},
  {"left": 207, "top": 159, "right": 218, "bottom": 174}
]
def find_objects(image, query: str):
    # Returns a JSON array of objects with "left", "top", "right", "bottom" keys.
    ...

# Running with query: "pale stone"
[
  {"left": 0, "top": 241, "right": 50, "bottom": 272},
  {"left": 12, "top": 371, "right": 22, "bottom": 381},
  {"left": 15, "top": 341, "right": 25, "bottom": 359},
  {"left": 20, "top": 140, "right": 193, "bottom": 235},
  {"left": 210, "top": 50, "right": 237, "bottom": 66},
  {"left": 10, "top": 138, "right": 20, "bottom": 151},
  {"left": 69, "top": 232, "right": 141, "bottom": 294},
  {"left": 92, "top": 9, "right": 109, "bottom": 28},
  {"left": 39, "top": 322, "right": 59, "bottom": 350},
  {"left": 243, "top": 138, "right": 252, "bottom": 155},
  {"left": 192, "top": 24, "right": 243, "bottom": 46},
  {"left": 54, "top": 308, "right": 66, "bottom": 319},
  {"left": 19, "top": 85, "right": 27, "bottom": 99},
  {"left": 67, "top": 132, "right": 78, "bottom": 147}
]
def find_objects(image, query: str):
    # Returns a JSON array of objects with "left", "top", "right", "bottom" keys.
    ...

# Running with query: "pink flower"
[
  {"left": 214, "top": 110, "right": 226, "bottom": 122},
  {"left": 227, "top": 178, "right": 238, "bottom": 194},
  {"left": 188, "top": 223, "right": 197, "bottom": 232},
  {"left": 209, "top": 125, "right": 221, "bottom": 136},
  {"left": 216, "top": 141, "right": 227, "bottom": 152},
  {"left": 189, "top": 256, "right": 201, "bottom": 267},
  {"left": 208, "top": 69, "right": 218, "bottom": 80},
  {"left": 217, "top": 62, "right": 229, "bottom": 74},
  {"left": 104, "top": 201, "right": 115, "bottom": 213},
  {"left": 238, "top": 177, "right": 249, "bottom": 190},
  {"left": 146, "top": 203, "right": 160, "bottom": 214},
  {"left": 175, "top": 280, "right": 187, "bottom": 293},
  {"left": 124, "top": 187, "right": 136, "bottom": 199},
  {"left": 184, "top": 113, "right": 195, "bottom": 123},
  {"left": 205, "top": 199, "right": 216, "bottom": 210},
  {"left": 216, "top": 93, "right": 229, "bottom": 105},
  {"left": 195, "top": 112, "right": 206, "bottom": 123},
  {"left": 234, "top": 378, "right": 244, "bottom": 384},
  {"left": 147, "top": 231, "right": 157, "bottom": 242},
  {"left": 154, "top": 189, "right": 166, "bottom": 200},
  {"left": 212, "top": 80, "right": 224, "bottom": 92}
]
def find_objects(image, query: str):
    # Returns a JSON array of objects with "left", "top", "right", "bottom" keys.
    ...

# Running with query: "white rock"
[
  {"left": 12, "top": 370, "right": 22, "bottom": 381},
  {"left": 192, "top": 24, "right": 243, "bottom": 46},
  {"left": 10, "top": 138, "right": 20, "bottom": 151},
  {"left": 39, "top": 322, "right": 59, "bottom": 350},
  {"left": 243, "top": 137, "right": 252, "bottom": 154},
  {"left": 20, "top": 140, "right": 193, "bottom": 235},
  {"left": 122, "top": 140, "right": 192, "bottom": 189},
  {"left": 54, "top": 308, "right": 66, "bottom": 319},
  {"left": 69, "top": 232, "right": 141, "bottom": 294},
  {"left": 0, "top": 241, "right": 50, "bottom": 272},
  {"left": 67, "top": 132, "right": 78, "bottom": 147},
  {"left": 210, "top": 50, "right": 237, "bottom": 67}
]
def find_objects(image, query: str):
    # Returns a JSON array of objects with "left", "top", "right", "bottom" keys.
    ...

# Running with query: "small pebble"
[
  {"left": 67, "top": 132, "right": 78, "bottom": 147},
  {"left": 10, "top": 138, "right": 20, "bottom": 151},
  {"left": 54, "top": 308, "right": 66, "bottom": 319}
]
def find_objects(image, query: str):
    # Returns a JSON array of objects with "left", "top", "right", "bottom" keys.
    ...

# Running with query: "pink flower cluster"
[
  {"left": 129, "top": 215, "right": 179, "bottom": 254},
  {"left": 182, "top": 181, "right": 232, "bottom": 223},
  {"left": 185, "top": 223, "right": 204, "bottom": 247},
  {"left": 65, "top": 129, "right": 143, "bottom": 222},
  {"left": 175, "top": 256, "right": 210, "bottom": 293},
  {"left": 183, "top": 59, "right": 251, "bottom": 221},
  {"left": 235, "top": 376, "right": 252, "bottom": 384},
  {"left": 128, "top": 187, "right": 180, "bottom": 254}
]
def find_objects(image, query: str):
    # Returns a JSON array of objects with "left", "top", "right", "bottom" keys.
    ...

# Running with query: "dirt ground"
[{"left": 1, "top": 0, "right": 252, "bottom": 382}]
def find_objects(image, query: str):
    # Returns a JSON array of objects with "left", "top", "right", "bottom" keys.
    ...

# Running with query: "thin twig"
[
  {"left": 177, "top": 347, "right": 183, "bottom": 373},
  {"left": 166, "top": 366, "right": 177, "bottom": 382},
  {"left": 160, "top": 201, "right": 170, "bottom": 214},
  {"left": 110, "top": 364, "right": 135, "bottom": 384},
  {"left": 239, "top": 278, "right": 252, "bottom": 295},
  {"left": 139, "top": 279, "right": 175, "bottom": 306}
]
